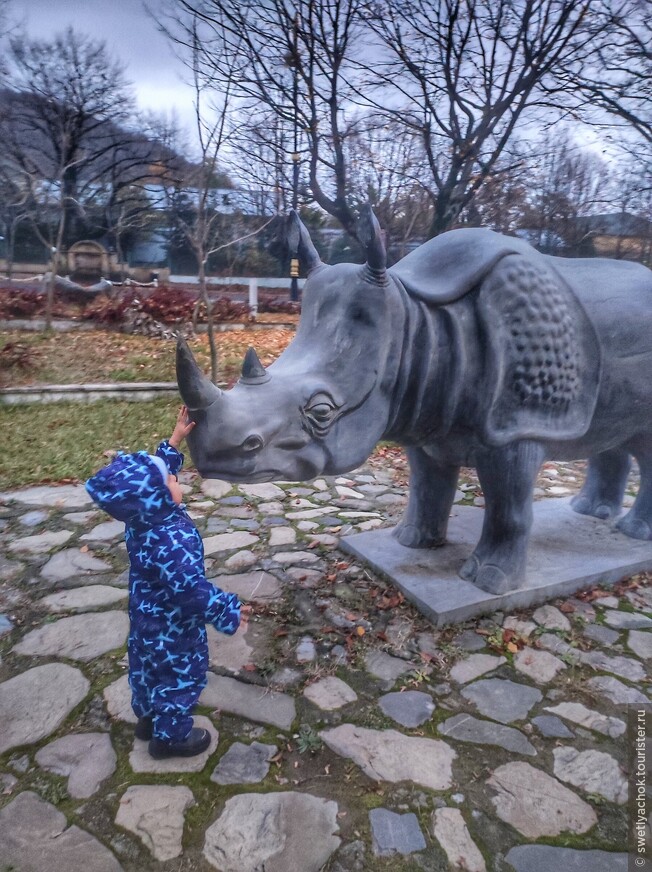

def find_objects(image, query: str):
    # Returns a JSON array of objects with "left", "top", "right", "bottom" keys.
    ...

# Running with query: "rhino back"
[
  {"left": 391, "top": 228, "right": 537, "bottom": 304},
  {"left": 547, "top": 255, "right": 652, "bottom": 357}
]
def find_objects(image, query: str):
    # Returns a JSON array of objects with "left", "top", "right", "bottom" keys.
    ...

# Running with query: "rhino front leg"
[
  {"left": 460, "top": 441, "right": 546, "bottom": 595},
  {"left": 393, "top": 447, "right": 459, "bottom": 548},
  {"left": 571, "top": 448, "right": 631, "bottom": 520}
]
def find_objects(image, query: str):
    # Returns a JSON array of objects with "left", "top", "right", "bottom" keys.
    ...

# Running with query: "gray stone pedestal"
[{"left": 340, "top": 498, "right": 652, "bottom": 627}]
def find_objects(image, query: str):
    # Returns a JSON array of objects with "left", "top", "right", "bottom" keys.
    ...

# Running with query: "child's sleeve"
[
  {"left": 146, "top": 529, "right": 241, "bottom": 634},
  {"left": 156, "top": 440, "right": 184, "bottom": 477}
]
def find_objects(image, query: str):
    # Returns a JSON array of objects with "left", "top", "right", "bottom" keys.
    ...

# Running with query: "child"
[{"left": 86, "top": 406, "right": 241, "bottom": 759}]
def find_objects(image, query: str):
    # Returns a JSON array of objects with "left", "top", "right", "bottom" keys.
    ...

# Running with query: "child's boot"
[
  {"left": 148, "top": 727, "right": 211, "bottom": 759},
  {"left": 134, "top": 716, "right": 153, "bottom": 741}
]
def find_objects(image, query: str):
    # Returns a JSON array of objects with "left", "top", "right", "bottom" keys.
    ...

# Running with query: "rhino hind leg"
[
  {"left": 461, "top": 441, "right": 546, "bottom": 595},
  {"left": 616, "top": 438, "right": 652, "bottom": 540},
  {"left": 392, "top": 447, "right": 459, "bottom": 548},
  {"left": 571, "top": 448, "right": 631, "bottom": 520}
]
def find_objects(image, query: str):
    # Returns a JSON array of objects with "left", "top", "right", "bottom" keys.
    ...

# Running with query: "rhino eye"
[
  {"left": 310, "top": 403, "right": 333, "bottom": 421},
  {"left": 304, "top": 394, "right": 338, "bottom": 431},
  {"left": 241, "top": 434, "right": 264, "bottom": 452}
]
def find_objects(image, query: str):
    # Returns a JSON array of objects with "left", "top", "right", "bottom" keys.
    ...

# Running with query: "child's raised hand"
[
  {"left": 169, "top": 405, "right": 196, "bottom": 448},
  {"left": 240, "top": 604, "right": 253, "bottom": 626}
]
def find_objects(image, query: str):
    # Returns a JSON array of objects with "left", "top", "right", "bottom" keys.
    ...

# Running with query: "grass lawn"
[
  {"left": 0, "top": 397, "right": 193, "bottom": 490},
  {"left": 0, "top": 325, "right": 296, "bottom": 388},
  {"left": 0, "top": 325, "right": 299, "bottom": 490}
]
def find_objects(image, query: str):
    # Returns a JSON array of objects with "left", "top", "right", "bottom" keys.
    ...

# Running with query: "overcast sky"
[{"left": 18, "top": 0, "right": 195, "bottom": 128}]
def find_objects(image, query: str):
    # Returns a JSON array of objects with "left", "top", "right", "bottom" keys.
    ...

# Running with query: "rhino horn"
[
  {"left": 358, "top": 204, "right": 387, "bottom": 285},
  {"left": 288, "top": 210, "right": 323, "bottom": 274},
  {"left": 176, "top": 337, "right": 221, "bottom": 410},
  {"left": 240, "top": 346, "right": 271, "bottom": 384}
]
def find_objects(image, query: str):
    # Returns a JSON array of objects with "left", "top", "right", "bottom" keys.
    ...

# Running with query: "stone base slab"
[{"left": 340, "top": 498, "right": 652, "bottom": 627}]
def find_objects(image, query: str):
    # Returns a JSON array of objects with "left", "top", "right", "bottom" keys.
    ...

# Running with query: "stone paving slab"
[
  {"left": 461, "top": 678, "right": 542, "bottom": 724},
  {"left": 207, "top": 623, "right": 258, "bottom": 673},
  {"left": 487, "top": 761, "right": 597, "bottom": 838},
  {"left": 450, "top": 653, "right": 506, "bottom": 684},
  {"left": 116, "top": 784, "right": 194, "bottom": 862},
  {"left": 103, "top": 674, "right": 137, "bottom": 724},
  {"left": 0, "top": 791, "right": 123, "bottom": 871},
  {"left": 505, "top": 845, "right": 629, "bottom": 872},
  {"left": 80, "top": 520, "right": 125, "bottom": 542},
  {"left": 439, "top": 713, "right": 536, "bottom": 756},
  {"left": 212, "top": 570, "right": 282, "bottom": 603},
  {"left": 13, "top": 610, "right": 129, "bottom": 661},
  {"left": 341, "top": 497, "right": 652, "bottom": 625},
  {"left": 35, "top": 732, "right": 117, "bottom": 798},
  {"left": 203, "top": 531, "right": 259, "bottom": 555},
  {"left": 0, "top": 663, "right": 90, "bottom": 753},
  {"left": 378, "top": 690, "right": 435, "bottom": 727},
  {"left": 40, "top": 584, "right": 128, "bottom": 612},
  {"left": 432, "top": 807, "right": 486, "bottom": 872},
  {"left": 303, "top": 675, "right": 358, "bottom": 710},
  {"left": 201, "top": 674, "right": 296, "bottom": 729},
  {"left": 320, "top": 724, "right": 456, "bottom": 791},
  {"left": 9, "top": 529, "right": 73, "bottom": 554},
  {"left": 552, "top": 746, "right": 628, "bottom": 804},
  {"left": 40, "top": 547, "right": 113, "bottom": 582},
  {"left": 203, "top": 791, "right": 340, "bottom": 872},
  {"left": 0, "top": 483, "right": 92, "bottom": 508},
  {"left": 544, "top": 702, "right": 626, "bottom": 737},
  {"left": 369, "top": 808, "right": 426, "bottom": 856},
  {"left": 210, "top": 740, "right": 276, "bottom": 785}
]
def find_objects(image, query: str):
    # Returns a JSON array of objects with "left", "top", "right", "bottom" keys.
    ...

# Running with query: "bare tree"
[
  {"left": 156, "top": 0, "right": 369, "bottom": 238},
  {"left": 155, "top": 16, "right": 245, "bottom": 381},
  {"left": 0, "top": 0, "right": 14, "bottom": 80},
  {"left": 567, "top": 2, "right": 652, "bottom": 145},
  {"left": 364, "top": 0, "right": 617, "bottom": 236},
  {"left": 344, "top": 116, "right": 433, "bottom": 257},
  {"left": 520, "top": 130, "right": 611, "bottom": 249},
  {"left": 0, "top": 156, "right": 30, "bottom": 278},
  {"left": 228, "top": 108, "right": 300, "bottom": 216},
  {"left": 3, "top": 27, "right": 135, "bottom": 327}
]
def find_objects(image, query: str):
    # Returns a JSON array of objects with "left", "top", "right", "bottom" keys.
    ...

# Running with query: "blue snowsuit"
[{"left": 86, "top": 441, "right": 240, "bottom": 741}]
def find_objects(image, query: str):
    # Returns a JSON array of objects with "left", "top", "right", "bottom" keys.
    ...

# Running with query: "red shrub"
[
  {"left": 82, "top": 292, "right": 137, "bottom": 324},
  {"left": 0, "top": 288, "right": 45, "bottom": 319},
  {"left": 257, "top": 294, "right": 301, "bottom": 315},
  {"left": 209, "top": 296, "right": 250, "bottom": 322},
  {"left": 140, "top": 287, "right": 197, "bottom": 323}
]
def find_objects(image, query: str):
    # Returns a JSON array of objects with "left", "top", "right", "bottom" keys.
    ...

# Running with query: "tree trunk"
[
  {"left": 6, "top": 218, "right": 18, "bottom": 280},
  {"left": 115, "top": 232, "right": 125, "bottom": 282},
  {"left": 199, "top": 257, "right": 218, "bottom": 384},
  {"left": 45, "top": 215, "right": 66, "bottom": 331}
]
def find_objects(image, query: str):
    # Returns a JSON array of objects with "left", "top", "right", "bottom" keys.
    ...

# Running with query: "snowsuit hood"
[{"left": 85, "top": 451, "right": 176, "bottom": 525}]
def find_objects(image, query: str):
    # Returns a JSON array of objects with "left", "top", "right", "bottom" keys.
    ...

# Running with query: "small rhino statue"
[{"left": 177, "top": 208, "right": 652, "bottom": 595}]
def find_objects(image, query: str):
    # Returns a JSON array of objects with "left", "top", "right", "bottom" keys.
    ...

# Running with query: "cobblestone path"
[{"left": 0, "top": 458, "right": 642, "bottom": 871}]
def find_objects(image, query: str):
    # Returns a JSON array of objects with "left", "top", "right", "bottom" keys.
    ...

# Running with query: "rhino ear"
[
  {"left": 176, "top": 337, "right": 221, "bottom": 410},
  {"left": 358, "top": 204, "right": 387, "bottom": 284},
  {"left": 288, "top": 210, "right": 323, "bottom": 274}
]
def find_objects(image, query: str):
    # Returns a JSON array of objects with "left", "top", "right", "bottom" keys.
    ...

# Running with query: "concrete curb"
[
  {"left": 0, "top": 382, "right": 180, "bottom": 405},
  {"left": 0, "top": 319, "right": 296, "bottom": 333}
]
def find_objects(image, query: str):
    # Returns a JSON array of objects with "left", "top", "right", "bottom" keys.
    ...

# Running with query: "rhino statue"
[{"left": 177, "top": 208, "right": 652, "bottom": 595}]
